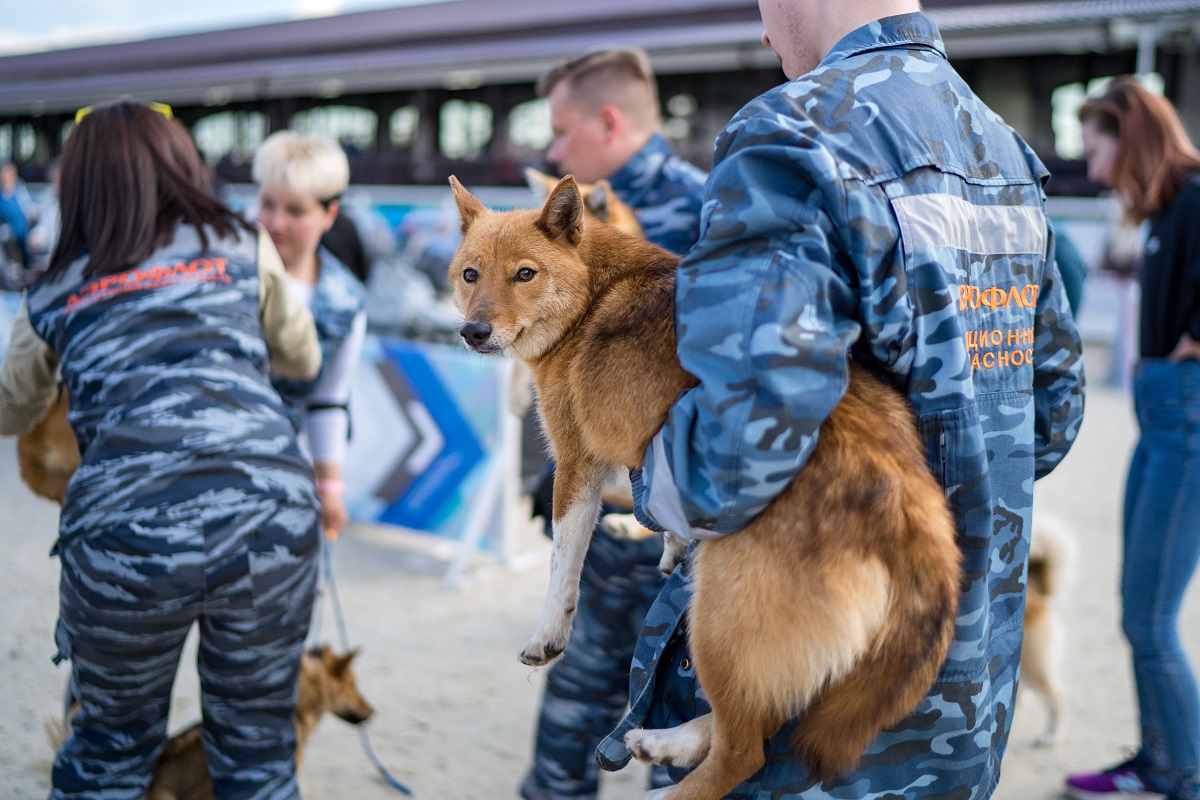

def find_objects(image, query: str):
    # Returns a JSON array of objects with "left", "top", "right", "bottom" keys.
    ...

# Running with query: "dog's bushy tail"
[
  {"left": 1028, "top": 514, "right": 1075, "bottom": 598},
  {"left": 791, "top": 476, "right": 961, "bottom": 783}
]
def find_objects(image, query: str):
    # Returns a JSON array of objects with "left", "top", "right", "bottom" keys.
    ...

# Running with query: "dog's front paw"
[{"left": 519, "top": 635, "right": 566, "bottom": 667}]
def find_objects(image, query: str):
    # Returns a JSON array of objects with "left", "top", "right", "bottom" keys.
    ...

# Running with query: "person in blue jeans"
[{"left": 1068, "top": 76, "right": 1200, "bottom": 800}]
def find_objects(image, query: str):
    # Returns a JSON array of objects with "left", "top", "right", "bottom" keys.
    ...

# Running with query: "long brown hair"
[
  {"left": 48, "top": 100, "right": 251, "bottom": 279},
  {"left": 1080, "top": 76, "right": 1200, "bottom": 222}
]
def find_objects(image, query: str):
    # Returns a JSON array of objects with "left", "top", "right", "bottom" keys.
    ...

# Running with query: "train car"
[{"left": 1, "top": 0, "right": 1198, "bottom": 195}]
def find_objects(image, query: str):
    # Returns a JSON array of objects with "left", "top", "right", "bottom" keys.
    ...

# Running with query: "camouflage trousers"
[
  {"left": 50, "top": 498, "right": 320, "bottom": 800},
  {"left": 520, "top": 527, "right": 671, "bottom": 800}
]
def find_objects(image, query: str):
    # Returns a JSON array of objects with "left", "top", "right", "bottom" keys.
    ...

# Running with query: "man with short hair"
[
  {"left": 539, "top": 47, "right": 706, "bottom": 255},
  {"left": 596, "top": 2, "right": 1086, "bottom": 798},
  {"left": 520, "top": 47, "right": 707, "bottom": 800}
]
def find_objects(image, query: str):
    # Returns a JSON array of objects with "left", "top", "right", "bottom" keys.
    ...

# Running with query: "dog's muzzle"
[{"left": 460, "top": 320, "right": 494, "bottom": 351}]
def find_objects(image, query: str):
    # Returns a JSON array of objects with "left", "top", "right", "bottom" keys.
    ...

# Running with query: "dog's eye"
[
  {"left": 515, "top": 267, "right": 537, "bottom": 283},
  {"left": 463, "top": 268, "right": 479, "bottom": 283}
]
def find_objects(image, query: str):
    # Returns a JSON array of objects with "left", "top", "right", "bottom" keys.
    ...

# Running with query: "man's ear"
[
  {"left": 598, "top": 104, "right": 622, "bottom": 141},
  {"left": 449, "top": 175, "right": 486, "bottom": 235},
  {"left": 537, "top": 175, "right": 583, "bottom": 245}
]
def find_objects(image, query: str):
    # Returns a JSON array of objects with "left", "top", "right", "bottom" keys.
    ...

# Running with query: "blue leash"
[{"left": 316, "top": 539, "right": 414, "bottom": 796}]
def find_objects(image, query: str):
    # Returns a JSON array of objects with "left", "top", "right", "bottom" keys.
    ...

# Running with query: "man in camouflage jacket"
[{"left": 597, "top": 3, "right": 1087, "bottom": 798}]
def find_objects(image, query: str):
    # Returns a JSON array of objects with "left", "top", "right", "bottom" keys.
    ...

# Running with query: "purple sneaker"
[{"left": 1064, "top": 759, "right": 1167, "bottom": 800}]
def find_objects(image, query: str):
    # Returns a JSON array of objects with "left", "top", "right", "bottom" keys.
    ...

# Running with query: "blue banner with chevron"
[{"left": 343, "top": 335, "right": 517, "bottom": 545}]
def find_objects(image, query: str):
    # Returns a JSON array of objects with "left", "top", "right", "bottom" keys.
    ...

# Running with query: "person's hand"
[
  {"left": 316, "top": 479, "right": 348, "bottom": 540},
  {"left": 1168, "top": 334, "right": 1200, "bottom": 362}
]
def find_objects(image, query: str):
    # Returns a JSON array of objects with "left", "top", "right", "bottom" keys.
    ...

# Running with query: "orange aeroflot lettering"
[
  {"left": 958, "top": 283, "right": 1039, "bottom": 312},
  {"left": 67, "top": 258, "right": 230, "bottom": 311}
]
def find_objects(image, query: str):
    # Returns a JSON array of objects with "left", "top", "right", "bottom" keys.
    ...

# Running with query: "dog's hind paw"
[{"left": 624, "top": 724, "right": 705, "bottom": 767}]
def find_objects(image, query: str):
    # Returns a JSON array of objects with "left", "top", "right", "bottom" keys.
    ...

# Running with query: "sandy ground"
[{"left": 2, "top": 342, "right": 1199, "bottom": 800}]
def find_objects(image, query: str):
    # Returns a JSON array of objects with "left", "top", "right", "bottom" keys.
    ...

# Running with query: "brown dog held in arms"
[
  {"left": 447, "top": 174, "right": 962, "bottom": 798},
  {"left": 48, "top": 646, "right": 373, "bottom": 800}
]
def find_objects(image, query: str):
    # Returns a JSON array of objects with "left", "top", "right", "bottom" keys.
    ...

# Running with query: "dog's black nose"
[{"left": 460, "top": 321, "right": 493, "bottom": 348}]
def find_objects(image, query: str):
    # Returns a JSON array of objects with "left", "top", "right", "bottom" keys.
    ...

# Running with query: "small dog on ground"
[
  {"left": 1021, "top": 515, "right": 1074, "bottom": 747},
  {"left": 49, "top": 646, "right": 373, "bottom": 800},
  {"left": 448, "top": 174, "right": 962, "bottom": 799}
]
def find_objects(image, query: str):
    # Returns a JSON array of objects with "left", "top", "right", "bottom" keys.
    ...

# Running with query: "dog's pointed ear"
[
  {"left": 449, "top": 175, "right": 486, "bottom": 235},
  {"left": 331, "top": 647, "right": 360, "bottom": 676},
  {"left": 524, "top": 167, "right": 560, "bottom": 199},
  {"left": 584, "top": 180, "right": 614, "bottom": 223},
  {"left": 537, "top": 175, "right": 583, "bottom": 245}
]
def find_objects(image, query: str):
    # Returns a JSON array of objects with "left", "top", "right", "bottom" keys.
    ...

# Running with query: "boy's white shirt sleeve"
[{"left": 304, "top": 310, "right": 366, "bottom": 466}]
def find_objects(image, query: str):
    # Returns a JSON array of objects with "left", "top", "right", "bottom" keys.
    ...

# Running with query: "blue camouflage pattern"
[
  {"left": 271, "top": 246, "right": 365, "bottom": 428},
  {"left": 27, "top": 224, "right": 321, "bottom": 800},
  {"left": 520, "top": 512, "right": 672, "bottom": 800},
  {"left": 607, "top": 132, "right": 708, "bottom": 256},
  {"left": 599, "top": 13, "right": 1086, "bottom": 799},
  {"left": 523, "top": 138, "right": 706, "bottom": 799}
]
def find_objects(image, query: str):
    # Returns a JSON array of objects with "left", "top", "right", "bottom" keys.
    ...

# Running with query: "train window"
[
  {"left": 666, "top": 93, "right": 698, "bottom": 118},
  {"left": 0, "top": 125, "right": 10, "bottom": 163},
  {"left": 1051, "top": 73, "right": 1164, "bottom": 161},
  {"left": 194, "top": 111, "right": 268, "bottom": 166},
  {"left": 15, "top": 124, "right": 37, "bottom": 162},
  {"left": 440, "top": 99, "right": 493, "bottom": 160},
  {"left": 1051, "top": 83, "right": 1087, "bottom": 160},
  {"left": 390, "top": 106, "right": 420, "bottom": 150},
  {"left": 291, "top": 105, "right": 377, "bottom": 154},
  {"left": 664, "top": 92, "right": 698, "bottom": 145},
  {"left": 508, "top": 99, "right": 551, "bottom": 150}
]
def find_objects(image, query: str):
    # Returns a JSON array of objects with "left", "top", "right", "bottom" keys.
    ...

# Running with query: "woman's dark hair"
[
  {"left": 1079, "top": 76, "right": 1200, "bottom": 222},
  {"left": 48, "top": 100, "right": 252, "bottom": 278}
]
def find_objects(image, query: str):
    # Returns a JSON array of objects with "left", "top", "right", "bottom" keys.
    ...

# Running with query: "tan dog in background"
[
  {"left": 448, "top": 174, "right": 961, "bottom": 798},
  {"left": 1021, "top": 515, "right": 1073, "bottom": 747},
  {"left": 17, "top": 386, "right": 78, "bottom": 504},
  {"left": 525, "top": 167, "right": 643, "bottom": 238}
]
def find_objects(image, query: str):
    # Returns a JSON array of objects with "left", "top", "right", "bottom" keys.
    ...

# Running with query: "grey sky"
[{"left": 0, "top": 0, "right": 447, "bottom": 55}]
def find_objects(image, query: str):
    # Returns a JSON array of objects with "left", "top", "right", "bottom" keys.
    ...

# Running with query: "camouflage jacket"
[
  {"left": 23, "top": 225, "right": 320, "bottom": 553},
  {"left": 604, "top": 13, "right": 1086, "bottom": 798},
  {"left": 608, "top": 132, "right": 707, "bottom": 255}
]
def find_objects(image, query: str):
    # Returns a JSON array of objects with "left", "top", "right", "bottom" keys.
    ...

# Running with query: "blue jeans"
[{"left": 1123, "top": 359, "right": 1200, "bottom": 800}]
